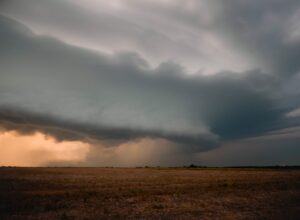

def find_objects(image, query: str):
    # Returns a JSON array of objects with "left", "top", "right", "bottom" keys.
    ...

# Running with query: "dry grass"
[{"left": 0, "top": 167, "right": 299, "bottom": 219}]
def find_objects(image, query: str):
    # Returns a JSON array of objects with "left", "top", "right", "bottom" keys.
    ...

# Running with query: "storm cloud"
[{"left": 0, "top": 0, "right": 300, "bottom": 165}]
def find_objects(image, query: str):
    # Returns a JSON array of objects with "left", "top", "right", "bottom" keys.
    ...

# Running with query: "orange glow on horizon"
[{"left": 0, "top": 130, "right": 90, "bottom": 166}]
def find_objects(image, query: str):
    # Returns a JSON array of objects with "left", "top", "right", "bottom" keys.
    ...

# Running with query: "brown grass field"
[{"left": 0, "top": 167, "right": 299, "bottom": 219}]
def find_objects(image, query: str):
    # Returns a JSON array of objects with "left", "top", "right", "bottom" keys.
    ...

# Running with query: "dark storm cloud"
[
  {"left": 0, "top": 15, "right": 294, "bottom": 152},
  {"left": 0, "top": 107, "right": 216, "bottom": 151},
  {"left": 0, "top": 0, "right": 300, "bottom": 160}
]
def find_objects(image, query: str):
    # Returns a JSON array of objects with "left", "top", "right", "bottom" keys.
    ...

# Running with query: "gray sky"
[{"left": 0, "top": 0, "right": 300, "bottom": 166}]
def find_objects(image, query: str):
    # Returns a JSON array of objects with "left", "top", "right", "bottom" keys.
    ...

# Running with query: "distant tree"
[{"left": 188, "top": 164, "right": 197, "bottom": 168}]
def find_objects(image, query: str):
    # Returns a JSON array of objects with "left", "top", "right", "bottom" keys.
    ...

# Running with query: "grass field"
[{"left": 0, "top": 167, "right": 299, "bottom": 219}]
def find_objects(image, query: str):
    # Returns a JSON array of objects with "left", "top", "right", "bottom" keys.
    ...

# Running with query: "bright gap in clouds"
[
  {"left": 0, "top": 130, "right": 186, "bottom": 167},
  {"left": 0, "top": 131, "right": 90, "bottom": 166}
]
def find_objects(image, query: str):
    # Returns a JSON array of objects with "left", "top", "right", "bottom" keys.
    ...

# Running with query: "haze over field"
[{"left": 0, "top": 0, "right": 300, "bottom": 166}]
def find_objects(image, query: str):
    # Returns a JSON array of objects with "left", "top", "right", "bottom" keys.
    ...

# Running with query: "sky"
[{"left": 0, "top": 0, "right": 300, "bottom": 166}]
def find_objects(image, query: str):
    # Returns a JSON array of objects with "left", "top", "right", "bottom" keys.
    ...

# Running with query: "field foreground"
[{"left": 0, "top": 167, "right": 299, "bottom": 219}]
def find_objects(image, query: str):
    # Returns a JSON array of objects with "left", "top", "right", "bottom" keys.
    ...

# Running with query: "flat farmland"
[{"left": 0, "top": 167, "right": 299, "bottom": 219}]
